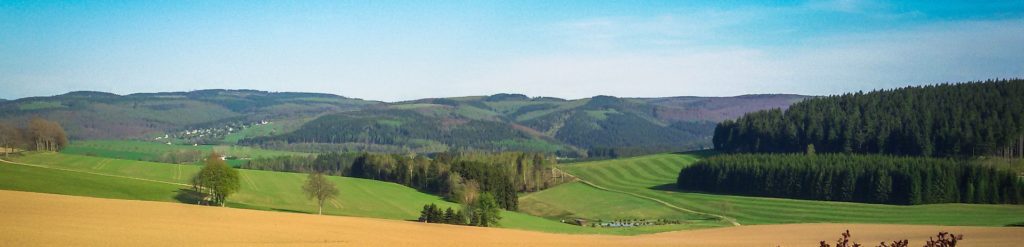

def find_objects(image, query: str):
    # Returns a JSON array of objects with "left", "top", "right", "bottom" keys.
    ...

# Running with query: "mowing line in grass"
[
  {"left": 575, "top": 179, "right": 740, "bottom": 226},
  {"left": 0, "top": 157, "right": 192, "bottom": 188}
]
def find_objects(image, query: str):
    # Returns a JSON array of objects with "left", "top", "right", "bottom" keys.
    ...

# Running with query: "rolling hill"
[
  {"left": 0, "top": 90, "right": 379, "bottom": 140},
  {"left": 6, "top": 190, "right": 1024, "bottom": 246},
  {"left": 0, "top": 152, "right": 685, "bottom": 235},
  {"left": 1, "top": 90, "right": 805, "bottom": 156},
  {"left": 243, "top": 93, "right": 807, "bottom": 157},
  {"left": 524, "top": 152, "right": 1024, "bottom": 227}
]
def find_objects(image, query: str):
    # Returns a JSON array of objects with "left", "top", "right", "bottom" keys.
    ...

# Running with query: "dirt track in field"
[{"left": 1, "top": 190, "right": 1021, "bottom": 247}]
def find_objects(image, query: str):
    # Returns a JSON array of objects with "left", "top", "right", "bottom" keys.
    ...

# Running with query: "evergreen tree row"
[
  {"left": 677, "top": 153, "right": 1024, "bottom": 205},
  {"left": 417, "top": 193, "right": 502, "bottom": 227},
  {"left": 418, "top": 203, "right": 466, "bottom": 225},
  {"left": 713, "top": 79, "right": 1024, "bottom": 158}
]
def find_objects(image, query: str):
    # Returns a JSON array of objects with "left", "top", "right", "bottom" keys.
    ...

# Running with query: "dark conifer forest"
[
  {"left": 712, "top": 79, "right": 1024, "bottom": 158},
  {"left": 677, "top": 153, "right": 1023, "bottom": 205},
  {"left": 682, "top": 79, "right": 1024, "bottom": 206}
]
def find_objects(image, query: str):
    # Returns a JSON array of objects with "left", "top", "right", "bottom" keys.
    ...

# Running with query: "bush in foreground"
[{"left": 818, "top": 230, "right": 962, "bottom": 247}]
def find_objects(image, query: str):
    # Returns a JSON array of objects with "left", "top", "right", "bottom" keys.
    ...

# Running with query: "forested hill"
[
  {"left": 1, "top": 90, "right": 805, "bottom": 157},
  {"left": 0, "top": 90, "right": 380, "bottom": 139},
  {"left": 713, "top": 79, "right": 1024, "bottom": 158},
  {"left": 243, "top": 94, "right": 807, "bottom": 157}
]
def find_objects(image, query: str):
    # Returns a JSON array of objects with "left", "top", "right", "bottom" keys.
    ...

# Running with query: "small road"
[{"left": 575, "top": 179, "right": 741, "bottom": 226}]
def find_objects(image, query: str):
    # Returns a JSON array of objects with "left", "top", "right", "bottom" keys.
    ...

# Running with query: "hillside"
[
  {"left": 0, "top": 152, "right": 653, "bottom": 235},
  {"left": 1, "top": 90, "right": 805, "bottom": 156},
  {"left": 0, "top": 90, "right": 379, "bottom": 140},
  {"left": 244, "top": 94, "right": 807, "bottom": 156},
  {"left": 5, "top": 190, "right": 1024, "bottom": 247},
  {"left": 536, "top": 152, "right": 1024, "bottom": 226}
]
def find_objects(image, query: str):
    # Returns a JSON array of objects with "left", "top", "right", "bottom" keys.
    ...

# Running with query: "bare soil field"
[{"left": 2, "top": 190, "right": 1021, "bottom": 247}]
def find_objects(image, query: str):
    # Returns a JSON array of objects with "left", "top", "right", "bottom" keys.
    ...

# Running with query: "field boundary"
[
  {"left": 575, "top": 180, "right": 741, "bottom": 226},
  {"left": 0, "top": 157, "right": 192, "bottom": 188}
]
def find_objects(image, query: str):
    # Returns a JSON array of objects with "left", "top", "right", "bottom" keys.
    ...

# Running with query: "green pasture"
[
  {"left": 0, "top": 152, "right": 650, "bottom": 235},
  {"left": 61, "top": 140, "right": 308, "bottom": 162},
  {"left": 555, "top": 152, "right": 1024, "bottom": 227}
]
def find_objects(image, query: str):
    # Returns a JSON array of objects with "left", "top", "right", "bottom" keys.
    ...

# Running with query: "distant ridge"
[{"left": 1, "top": 89, "right": 807, "bottom": 157}]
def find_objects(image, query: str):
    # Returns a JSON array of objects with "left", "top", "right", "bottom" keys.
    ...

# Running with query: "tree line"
[
  {"left": 0, "top": 117, "right": 69, "bottom": 153},
  {"left": 242, "top": 151, "right": 571, "bottom": 211},
  {"left": 713, "top": 79, "right": 1024, "bottom": 158},
  {"left": 677, "top": 153, "right": 1023, "bottom": 205}
]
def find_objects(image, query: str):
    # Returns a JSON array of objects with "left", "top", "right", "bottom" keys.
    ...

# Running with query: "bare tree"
[
  {"left": 0, "top": 122, "right": 19, "bottom": 156},
  {"left": 302, "top": 172, "right": 339, "bottom": 215},
  {"left": 27, "top": 117, "right": 67, "bottom": 152},
  {"left": 460, "top": 179, "right": 480, "bottom": 205}
]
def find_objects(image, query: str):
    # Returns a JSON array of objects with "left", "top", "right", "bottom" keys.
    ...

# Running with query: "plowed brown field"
[{"left": 2, "top": 190, "right": 1021, "bottom": 247}]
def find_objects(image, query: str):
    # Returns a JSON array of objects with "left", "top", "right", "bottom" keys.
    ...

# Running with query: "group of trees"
[
  {"left": 677, "top": 153, "right": 1024, "bottom": 205},
  {"left": 243, "top": 153, "right": 345, "bottom": 175},
  {"left": 0, "top": 117, "right": 68, "bottom": 153},
  {"left": 713, "top": 79, "right": 1024, "bottom": 158},
  {"left": 418, "top": 203, "right": 465, "bottom": 225},
  {"left": 417, "top": 192, "right": 502, "bottom": 227},
  {"left": 190, "top": 153, "right": 241, "bottom": 206},
  {"left": 348, "top": 152, "right": 564, "bottom": 210},
  {"left": 244, "top": 151, "right": 570, "bottom": 211}
]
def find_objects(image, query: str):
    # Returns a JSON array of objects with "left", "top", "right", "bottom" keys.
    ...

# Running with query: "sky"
[{"left": 1, "top": 0, "right": 1022, "bottom": 101}]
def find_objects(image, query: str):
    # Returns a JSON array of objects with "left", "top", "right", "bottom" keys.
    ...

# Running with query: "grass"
[
  {"left": 521, "top": 181, "right": 696, "bottom": 220},
  {"left": 454, "top": 105, "right": 500, "bottom": 120},
  {"left": 557, "top": 152, "right": 1024, "bottom": 227},
  {"left": 0, "top": 152, "right": 652, "bottom": 235},
  {"left": 61, "top": 140, "right": 309, "bottom": 162},
  {"left": 3, "top": 152, "right": 451, "bottom": 220},
  {"left": 221, "top": 117, "right": 313, "bottom": 144},
  {"left": 518, "top": 181, "right": 727, "bottom": 233},
  {"left": 584, "top": 109, "right": 619, "bottom": 120},
  {"left": 18, "top": 101, "right": 65, "bottom": 110},
  {"left": 0, "top": 159, "right": 186, "bottom": 202}
]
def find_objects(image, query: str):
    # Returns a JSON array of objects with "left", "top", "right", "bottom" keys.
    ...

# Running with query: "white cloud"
[{"left": 458, "top": 19, "right": 1024, "bottom": 99}]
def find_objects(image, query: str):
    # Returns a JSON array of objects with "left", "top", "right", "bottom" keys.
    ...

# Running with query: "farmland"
[
  {"left": 4, "top": 190, "right": 1024, "bottom": 247},
  {"left": 0, "top": 152, "right": 645, "bottom": 234},
  {"left": 546, "top": 152, "right": 1024, "bottom": 226},
  {"left": 61, "top": 140, "right": 309, "bottom": 166}
]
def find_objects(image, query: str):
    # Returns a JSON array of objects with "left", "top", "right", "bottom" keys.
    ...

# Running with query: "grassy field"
[
  {"left": 61, "top": 140, "right": 309, "bottom": 164},
  {"left": 8, "top": 190, "right": 1024, "bottom": 247},
  {"left": 553, "top": 152, "right": 1024, "bottom": 227},
  {"left": 2, "top": 152, "right": 452, "bottom": 220},
  {"left": 0, "top": 152, "right": 643, "bottom": 235},
  {"left": 0, "top": 159, "right": 187, "bottom": 202}
]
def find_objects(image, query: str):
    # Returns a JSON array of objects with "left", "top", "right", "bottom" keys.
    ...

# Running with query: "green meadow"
[
  {"left": 61, "top": 140, "right": 309, "bottom": 165},
  {"left": 6, "top": 150, "right": 1021, "bottom": 236},
  {"left": 0, "top": 152, "right": 660, "bottom": 235},
  {"left": 547, "top": 152, "right": 1024, "bottom": 227}
]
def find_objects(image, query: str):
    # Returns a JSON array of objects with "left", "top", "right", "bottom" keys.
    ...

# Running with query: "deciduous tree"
[
  {"left": 191, "top": 153, "right": 240, "bottom": 206},
  {"left": 303, "top": 172, "right": 339, "bottom": 215}
]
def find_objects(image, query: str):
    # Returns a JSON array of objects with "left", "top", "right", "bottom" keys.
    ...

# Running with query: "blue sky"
[{"left": 1, "top": 0, "right": 1022, "bottom": 101}]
